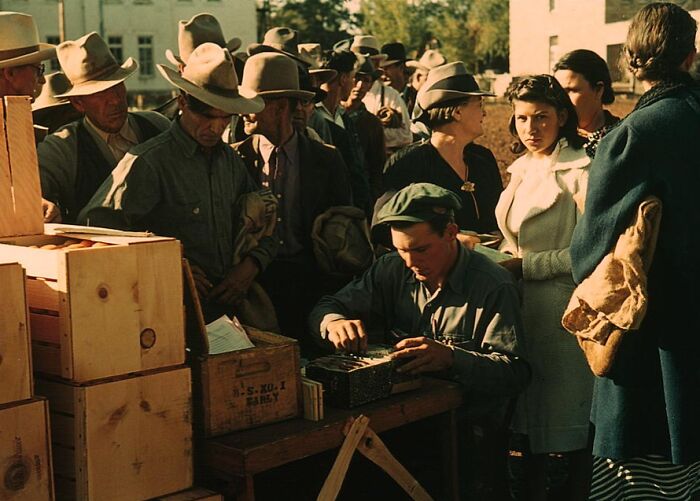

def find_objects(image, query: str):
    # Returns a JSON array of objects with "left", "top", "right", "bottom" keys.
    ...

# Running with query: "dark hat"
[
  {"left": 417, "top": 61, "right": 495, "bottom": 110},
  {"left": 356, "top": 55, "right": 382, "bottom": 80},
  {"left": 375, "top": 183, "right": 462, "bottom": 225},
  {"left": 380, "top": 42, "right": 410, "bottom": 68}
]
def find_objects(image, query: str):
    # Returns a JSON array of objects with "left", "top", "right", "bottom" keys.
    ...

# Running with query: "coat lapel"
[{"left": 298, "top": 134, "right": 323, "bottom": 231}]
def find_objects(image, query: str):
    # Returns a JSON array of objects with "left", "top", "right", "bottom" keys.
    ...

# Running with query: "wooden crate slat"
[
  {"left": 0, "top": 262, "right": 32, "bottom": 405},
  {"left": 2, "top": 97, "right": 43, "bottom": 236}
]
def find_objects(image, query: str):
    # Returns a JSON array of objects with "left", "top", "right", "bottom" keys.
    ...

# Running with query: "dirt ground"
[{"left": 478, "top": 98, "right": 638, "bottom": 186}]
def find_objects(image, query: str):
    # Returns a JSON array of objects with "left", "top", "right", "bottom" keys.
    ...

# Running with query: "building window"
[
  {"left": 549, "top": 35, "right": 560, "bottom": 72},
  {"left": 108, "top": 36, "right": 123, "bottom": 64},
  {"left": 138, "top": 35, "right": 154, "bottom": 77},
  {"left": 46, "top": 36, "right": 60, "bottom": 71}
]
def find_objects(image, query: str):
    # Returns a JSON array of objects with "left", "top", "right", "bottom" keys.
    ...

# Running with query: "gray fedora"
[
  {"left": 241, "top": 52, "right": 314, "bottom": 101},
  {"left": 247, "top": 27, "right": 312, "bottom": 67},
  {"left": 417, "top": 61, "right": 494, "bottom": 111},
  {"left": 165, "top": 13, "right": 241, "bottom": 67}
]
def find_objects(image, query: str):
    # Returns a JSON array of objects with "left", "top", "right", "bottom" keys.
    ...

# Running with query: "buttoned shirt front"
[
  {"left": 259, "top": 132, "right": 304, "bottom": 258},
  {"left": 80, "top": 119, "right": 277, "bottom": 281}
]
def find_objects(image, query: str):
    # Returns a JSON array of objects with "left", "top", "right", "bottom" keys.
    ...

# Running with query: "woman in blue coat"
[{"left": 570, "top": 3, "right": 700, "bottom": 499}]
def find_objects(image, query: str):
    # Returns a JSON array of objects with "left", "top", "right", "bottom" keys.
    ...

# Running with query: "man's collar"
[
  {"left": 171, "top": 118, "right": 202, "bottom": 158},
  {"left": 84, "top": 114, "right": 135, "bottom": 144},
  {"left": 405, "top": 243, "right": 471, "bottom": 294},
  {"left": 258, "top": 130, "right": 298, "bottom": 163}
]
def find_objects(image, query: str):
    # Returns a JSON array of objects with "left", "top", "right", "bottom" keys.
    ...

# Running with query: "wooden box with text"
[
  {"left": 0, "top": 96, "right": 185, "bottom": 382},
  {"left": 0, "top": 262, "right": 33, "bottom": 405},
  {"left": 194, "top": 328, "right": 302, "bottom": 436},
  {"left": 35, "top": 366, "right": 193, "bottom": 501},
  {"left": 0, "top": 397, "right": 54, "bottom": 500}
]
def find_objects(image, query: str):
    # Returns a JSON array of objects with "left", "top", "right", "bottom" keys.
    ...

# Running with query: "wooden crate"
[
  {"left": 194, "top": 328, "right": 302, "bottom": 436},
  {"left": 150, "top": 487, "right": 222, "bottom": 500},
  {"left": 0, "top": 232, "right": 185, "bottom": 382},
  {"left": 0, "top": 397, "right": 54, "bottom": 500},
  {"left": 35, "top": 366, "right": 193, "bottom": 501},
  {"left": 0, "top": 262, "right": 33, "bottom": 405}
]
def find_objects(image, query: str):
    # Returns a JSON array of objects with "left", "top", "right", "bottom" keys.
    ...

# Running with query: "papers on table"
[{"left": 205, "top": 315, "right": 255, "bottom": 355}]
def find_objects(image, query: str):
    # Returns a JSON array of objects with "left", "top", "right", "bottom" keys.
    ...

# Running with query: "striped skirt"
[{"left": 590, "top": 455, "right": 700, "bottom": 500}]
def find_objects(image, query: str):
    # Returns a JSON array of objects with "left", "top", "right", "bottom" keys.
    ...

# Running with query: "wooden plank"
[
  {"left": 0, "top": 262, "right": 32, "bottom": 405},
  {"left": 48, "top": 413, "right": 75, "bottom": 448},
  {"left": 0, "top": 242, "right": 62, "bottom": 279},
  {"left": 31, "top": 342, "right": 62, "bottom": 376},
  {"left": 0, "top": 99, "right": 16, "bottom": 237},
  {"left": 0, "top": 398, "right": 54, "bottom": 500},
  {"left": 62, "top": 245, "right": 141, "bottom": 380},
  {"left": 51, "top": 444, "right": 75, "bottom": 478},
  {"left": 29, "top": 311, "right": 60, "bottom": 344},
  {"left": 78, "top": 367, "right": 193, "bottom": 500},
  {"left": 53, "top": 475, "right": 76, "bottom": 501},
  {"left": 150, "top": 487, "right": 223, "bottom": 500},
  {"left": 26, "top": 277, "right": 60, "bottom": 311},
  {"left": 132, "top": 240, "right": 185, "bottom": 371},
  {"left": 35, "top": 377, "right": 75, "bottom": 415},
  {"left": 3, "top": 97, "right": 43, "bottom": 236}
]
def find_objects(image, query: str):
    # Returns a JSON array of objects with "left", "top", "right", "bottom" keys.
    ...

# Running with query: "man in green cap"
[{"left": 309, "top": 182, "right": 529, "bottom": 498}]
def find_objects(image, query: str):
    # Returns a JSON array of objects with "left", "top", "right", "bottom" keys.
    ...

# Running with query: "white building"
[
  {"left": 509, "top": 0, "right": 700, "bottom": 89},
  {"left": 0, "top": 0, "right": 257, "bottom": 99}
]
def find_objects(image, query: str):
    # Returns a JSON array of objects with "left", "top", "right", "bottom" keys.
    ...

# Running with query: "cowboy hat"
[
  {"left": 297, "top": 43, "right": 337, "bottom": 84},
  {"left": 158, "top": 42, "right": 264, "bottom": 114},
  {"left": 55, "top": 32, "right": 137, "bottom": 97},
  {"left": 406, "top": 49, "right": 447, "bottom": 72},
  {"left": 417, "top": 61, "right": 495, "bottom": 110},
  {"left": 165, "top": 13, "right": 241, "bottom": 67},
  {"left": 0, "top": 12, "right": 56, "bottom": 69},
  {"left": 31, "top": 71, "right": 72, "bottom": 112},
  {"left": 379, "top": 42, "right": 411, "bottom": 68},
  {"left": 241, "top": 52, "right": 315, "bottom": 101},
  {"left": 355, "top": 54, "right": 382, "bottom": 80},
  {"left": 349, "top": 35, "right": 387, "bottom": 63},
  {"left": 247, "top": 27, "right": 312, "bottom": 67}
]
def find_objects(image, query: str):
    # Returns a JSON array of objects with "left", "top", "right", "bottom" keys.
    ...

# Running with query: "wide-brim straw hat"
[
  {"left": 417, "top": 61, "right": 495, "bottom": 111},
  {"left": 242, "top": 52, "right": 315, "bottom": 101},
  {"left": 247, "top": 27, "right": 312, "bottom": 67},
  {"left": 32, "top": 71, "right": 72, "bottom": 112},
  {"left": 297, "top": 43, "right": 337, "bottom": 84},
  {"left": 380, "top": 42, "right": 411, "bottom": 68},
  {"left": 164, "top": 13, "right": 241, "bottom": 66},
  {"left": 55, "top": 32, "right": 137, "bottom": 97},
  {"left": 0, "top": 12, "right": 56, "bottom": 69},
  {"left": 350, "top": 35, "right": 387, "bottom": 63},
  {"left": 158, "top": 42, "right": 264, "bottom": 115},
  {"left": 406, "top": 49, "right": 447, "bottom": 72}
]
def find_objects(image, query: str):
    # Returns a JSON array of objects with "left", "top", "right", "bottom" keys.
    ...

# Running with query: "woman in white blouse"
[{"left": 496, "top": 74, "right": 593, "bottom": 501}]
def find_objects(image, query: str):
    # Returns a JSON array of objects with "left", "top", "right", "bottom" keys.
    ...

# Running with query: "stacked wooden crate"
[
  {"left": 0, "top": 96, "right": 193, "bottom": 500},
  {"left": 0, "top": 262, "right": 54, "bottom": 500}
]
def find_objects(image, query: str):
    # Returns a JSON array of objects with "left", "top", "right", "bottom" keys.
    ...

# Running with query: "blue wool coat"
[{"left": 570, "top": 84, "right": 700, "bottom": 464}]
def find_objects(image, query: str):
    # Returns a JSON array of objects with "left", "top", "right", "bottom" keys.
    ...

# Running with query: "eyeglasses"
[{"left": 28, "top": 63, "right": 45, "bottom": 77}]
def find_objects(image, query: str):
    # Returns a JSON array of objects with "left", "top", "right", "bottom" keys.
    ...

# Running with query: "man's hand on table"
[
  {"left": 326, "top": 319, "right": 368, "bottom": 353},
  {"left": 391, "top": 337, "right": 454, "bottom": 374},
  {"left": 209, "top": 257, "right": 259, "bottom": 306},
  {"left": 42, "top": 198, "right": 62, "bottom": 223}
]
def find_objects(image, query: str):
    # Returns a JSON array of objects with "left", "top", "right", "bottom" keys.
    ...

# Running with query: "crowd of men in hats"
[{"left": 18, "top": 6, "right": 679, "bottom": 500}]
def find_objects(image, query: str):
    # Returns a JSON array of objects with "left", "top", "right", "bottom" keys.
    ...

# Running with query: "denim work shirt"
[
  {"left": 80, "top": 119, "right": 277, "bottom": 282},
  {"left": 310, "top": 245, "right": 530, "bottom": 396}
]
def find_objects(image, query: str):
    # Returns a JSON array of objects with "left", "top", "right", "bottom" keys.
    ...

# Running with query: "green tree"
[{"left": 267, "top": 0, "right": 359, "bottom": 48}]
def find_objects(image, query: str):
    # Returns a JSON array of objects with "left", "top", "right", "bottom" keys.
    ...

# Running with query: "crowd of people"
[{"left": 1, "top": 2, "right": 698, "bottom": 500}]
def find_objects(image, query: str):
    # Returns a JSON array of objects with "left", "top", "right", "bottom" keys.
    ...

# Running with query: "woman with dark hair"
[
  {"left": 570, "top": 3, "right": 700, "bottom": 499},
  {"left": 554, "top": 49, "right": 620, "bottom": 156},
  {"left": 382, "top": 62, "right": 503, "bottom": 248},
  {"left": 496, "top": 75, "right": 592, "bottom": 501}
]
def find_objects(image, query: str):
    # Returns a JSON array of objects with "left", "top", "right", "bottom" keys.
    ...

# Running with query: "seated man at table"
[{"left": 309, "top": 182, "right": 530, "bottom": 499}]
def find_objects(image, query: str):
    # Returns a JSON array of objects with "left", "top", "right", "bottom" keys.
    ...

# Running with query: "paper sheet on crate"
[{"left": 205, "top": 315, "right": 255, "bottom": 354}]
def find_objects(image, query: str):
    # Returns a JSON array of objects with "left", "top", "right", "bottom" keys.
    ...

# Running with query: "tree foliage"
[{"left": 268, "top": 0, "right": 359, "bottom": 48}]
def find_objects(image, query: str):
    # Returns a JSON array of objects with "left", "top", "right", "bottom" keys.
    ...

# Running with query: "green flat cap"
[{"left": 375, "top": 183, "right": 462, "bottom": 225}]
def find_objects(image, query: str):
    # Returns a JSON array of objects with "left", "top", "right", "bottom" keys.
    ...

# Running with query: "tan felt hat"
[
  {"left": 417, "top": 61, "right": 494, "bottom": 111},
  {"left": 241, "top": 52, "right": 314, "bottom": 101},
  {"left": 247, "top": 27, "right": 312, "bottom": 67},
  {"left": 55, "top": 32, "right": 137, "bottom": 97},
  {"left": 406, "top": 49, "right": 447, "bottom": 72},
  {"left": 349, "top": 35, "right": 387, "bottom": 63},
  {"left": 158, "top": 42, "right": 263, "bottom": 115},
  {"left": 165, "top": 13, "right": 241, "bottom": 67},
  {"left": 31, "top": 71, "right": 72, "bottom": 111},
  {"left": 297, "top": 43, "right": 337, "bottom": 84},
  {"left": 0, "top": 12, "right": 56, "bottom": 69}
]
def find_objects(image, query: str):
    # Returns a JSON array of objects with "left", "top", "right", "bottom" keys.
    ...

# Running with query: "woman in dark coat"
[
  {"left": 382, "top": 62, "right": 503, "bottom": 248},
  {"left": 570, "top": 3, "right": 700, "bottom": 499}
]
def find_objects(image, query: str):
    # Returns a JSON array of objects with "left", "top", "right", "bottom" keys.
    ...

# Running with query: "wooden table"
[{"left": 198, "top": 377, "right": 463, "bottom": 501}]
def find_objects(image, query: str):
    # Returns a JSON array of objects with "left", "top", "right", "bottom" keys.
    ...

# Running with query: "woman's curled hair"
[{"left": 505, "top": 74, "right": 584, "bottom": 155}]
